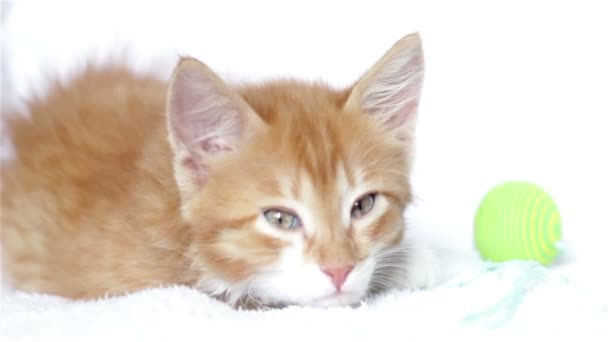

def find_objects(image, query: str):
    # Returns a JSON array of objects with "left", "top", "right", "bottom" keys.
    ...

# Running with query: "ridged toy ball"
[{"left": 474, "top": 181, "right": 562, "bottom": 266}]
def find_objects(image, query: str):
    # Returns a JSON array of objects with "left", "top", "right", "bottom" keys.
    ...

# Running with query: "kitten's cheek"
[
  {"left": 343, "top": 258, "right": 376, "bottom": 296},
  {"left": 246, "top": 242, "right": 329, "bottom": 305}
]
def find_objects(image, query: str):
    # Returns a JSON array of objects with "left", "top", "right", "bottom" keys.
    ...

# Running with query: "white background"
[{"left": 2, "top": 1, "right": 607, "bottom": 276}]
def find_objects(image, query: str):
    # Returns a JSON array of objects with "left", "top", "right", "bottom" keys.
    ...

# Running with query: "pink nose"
[{"left": 321, "top": 265, "right": 354, "bottom": 290}]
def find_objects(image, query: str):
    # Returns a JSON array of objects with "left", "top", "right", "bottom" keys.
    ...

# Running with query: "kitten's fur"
[{"left": 1, "top": 34, "right": 424, "bottom": 307}]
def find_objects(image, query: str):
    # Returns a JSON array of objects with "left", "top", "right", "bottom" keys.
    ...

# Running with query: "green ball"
[{"left": 474, "top": 181, "right": 562, "bottom": 266}]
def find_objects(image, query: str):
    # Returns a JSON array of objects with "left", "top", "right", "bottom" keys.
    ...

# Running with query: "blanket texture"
[{"left": 1, "top": 261, "right": 606, "bottom": 341}]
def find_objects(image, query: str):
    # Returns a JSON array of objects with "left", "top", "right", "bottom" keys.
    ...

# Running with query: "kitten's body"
[
  {"left": 1, "top": 34, "right": 424, "bottom": 307},
  {"left": 1, "top": 68, "right": 197, "bottom": 298}
]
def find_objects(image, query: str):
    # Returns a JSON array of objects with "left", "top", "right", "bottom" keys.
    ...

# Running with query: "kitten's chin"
[
  {"left": 306, "top": 291, "right": 364, "bottom": 308},
  {"left": 244, "top": 291, "right": 366, "bottom": 309}
]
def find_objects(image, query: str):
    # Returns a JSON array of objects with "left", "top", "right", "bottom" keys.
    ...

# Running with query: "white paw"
[{"left": 404, "top": 244, "right": 441, "bottom": 289}]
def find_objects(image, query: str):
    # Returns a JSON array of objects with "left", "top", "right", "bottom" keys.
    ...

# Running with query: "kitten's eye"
[
  {"left": 351, "top": 193, "right": 376, "bottom": 218},
  {"left": 263, "top": 209, "right": 301, "bottom": 230}
]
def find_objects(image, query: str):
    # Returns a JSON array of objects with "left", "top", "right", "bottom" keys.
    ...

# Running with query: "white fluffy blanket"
[{"left": 2, "top": 261, "right": 606, "bottom": 341}]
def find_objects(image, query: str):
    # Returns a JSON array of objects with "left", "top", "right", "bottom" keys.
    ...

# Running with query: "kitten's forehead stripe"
[{"left": 337, "top": 164, "right": 353, "bottom": 229}]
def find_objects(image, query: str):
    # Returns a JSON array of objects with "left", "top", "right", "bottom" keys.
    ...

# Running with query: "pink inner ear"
[
  {"left": 358, "top": 43, "right": 423, "bottom": 138},
  {"left": 179, "top": 137, "right": 232, "bottom": 187},
  {"left": 385, "top": 100, "right": 418, "bottom": 129},
  {"left": 198, "top": 137, "right": 234, "bottom": 154},
  {"left": 169, "top": 60, "right": 244, "bottom": 156},
  {"left": 182, "top": 156, "right": 208, "bottom": 187}
]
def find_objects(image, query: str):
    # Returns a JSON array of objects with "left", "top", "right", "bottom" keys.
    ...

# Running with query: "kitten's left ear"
[{"left": 345, "top": 33, "right": 424, "bottom": 140}]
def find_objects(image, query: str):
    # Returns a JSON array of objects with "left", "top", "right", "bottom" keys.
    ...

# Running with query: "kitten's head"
[{"left": 166, "top": 34, "right": 424, "bottom": 307}]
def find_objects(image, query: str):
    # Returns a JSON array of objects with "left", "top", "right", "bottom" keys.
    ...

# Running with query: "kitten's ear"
[
  {"left": 167, "top": 57, "right": 264, "bottom": 201},
  {"left": 345, "top": 33, "right": 424, "bottom": 140}
]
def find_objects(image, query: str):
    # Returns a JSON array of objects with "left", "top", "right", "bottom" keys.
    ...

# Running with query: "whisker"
[{"left": 374, "top": 263, "right": 410, "bottom": 270}]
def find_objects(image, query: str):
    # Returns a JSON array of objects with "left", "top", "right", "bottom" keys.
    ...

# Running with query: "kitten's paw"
[{"left": 404, "top": 245, "right": 441, "bottom": 289}]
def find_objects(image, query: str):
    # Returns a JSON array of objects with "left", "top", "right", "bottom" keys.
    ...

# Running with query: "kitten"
[{"left": 1, "top": 33, "right": 424, "bottom": 308}]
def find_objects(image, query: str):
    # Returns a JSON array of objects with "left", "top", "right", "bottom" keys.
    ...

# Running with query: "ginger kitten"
[{"left": 1, "top": 34, "right": 424, "bottom": 307}]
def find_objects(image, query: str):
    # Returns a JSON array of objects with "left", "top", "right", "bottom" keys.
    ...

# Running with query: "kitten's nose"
[{"left": 321, "top": 265, "right": 354, "bottom": 290}]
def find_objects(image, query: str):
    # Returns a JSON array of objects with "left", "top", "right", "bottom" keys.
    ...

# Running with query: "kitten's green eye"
[
  {"left": 351, "top": 193, "right": 376, "bottom": 218},
  {"left": 264, "top": 209, "right": 301, "bottom": 230}
]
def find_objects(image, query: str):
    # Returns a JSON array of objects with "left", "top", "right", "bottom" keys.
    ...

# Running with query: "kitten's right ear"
[
  {"left": 166, "top": 57, "right": 264, "bottom": 202},
  {"left": 345, "top": 33, "right": 424, "bottom": 142}
]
